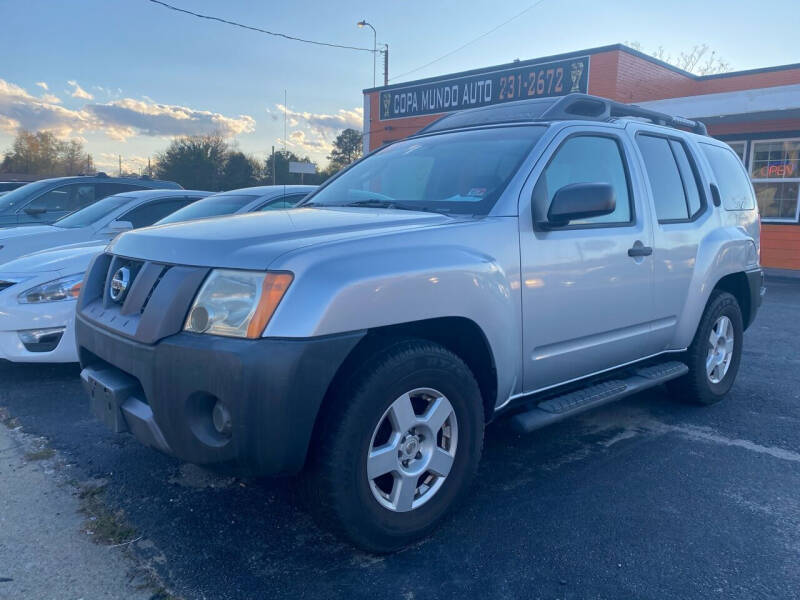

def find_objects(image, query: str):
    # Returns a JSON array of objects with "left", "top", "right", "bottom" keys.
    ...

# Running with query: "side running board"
[{"left": 511, "top": 361, "right": 688, "bottom": 433}]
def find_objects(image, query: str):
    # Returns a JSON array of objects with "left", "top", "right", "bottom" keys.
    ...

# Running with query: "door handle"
[{"left": 628, "top": 242, "right": 653, "bottom": 257}]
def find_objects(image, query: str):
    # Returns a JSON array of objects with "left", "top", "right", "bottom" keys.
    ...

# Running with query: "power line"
[
  {"left": 147, "top": 0, "right": 375, "bottom": 53},
  {"left": 390, "top": 0, "right": 549, "bottom": 82}
]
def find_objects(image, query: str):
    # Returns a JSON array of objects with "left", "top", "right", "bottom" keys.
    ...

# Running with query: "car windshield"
[
  {"left": 53, "top": 194, "right": 133, "bottom": 228},
  {"left": 0, "top": 180, "right": 53, "bottom": 213},
  {"left": 155, "top": 194, "right": 258, "bottom": 224},
  {"left": 304, "top": 125, "right": 545, "bottom": 215}
]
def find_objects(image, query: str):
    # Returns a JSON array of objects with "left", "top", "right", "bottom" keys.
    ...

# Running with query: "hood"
[
  {"left": 0, "top": 242, "right": 105, "bottom": 275},
  {"left": 109, "top": 207, "right": 455, "bottom": 270},
  {"left": 0, "top": 225, "right": 59, "bottom": 240}
]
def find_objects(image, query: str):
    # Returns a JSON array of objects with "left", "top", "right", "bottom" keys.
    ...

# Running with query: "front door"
[{"left": 519, "top": 127, "right": 658, "bottom": 392}]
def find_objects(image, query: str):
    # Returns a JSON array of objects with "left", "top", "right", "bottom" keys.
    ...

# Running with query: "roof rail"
[
  {"left": 541, "top": 93, "right": 708, "bottom": 135},
  {"left": 416, "top": 93, "right": 708, "bottom": 136}
]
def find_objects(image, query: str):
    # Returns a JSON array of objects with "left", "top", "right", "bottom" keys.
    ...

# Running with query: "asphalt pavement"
[{"left": 1, "top": 278, "right": 798, "bottom": 600}]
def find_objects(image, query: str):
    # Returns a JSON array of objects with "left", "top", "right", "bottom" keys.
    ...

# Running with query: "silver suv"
[{"left": 76, "top": 94, "right": 764, "bottom": 552}]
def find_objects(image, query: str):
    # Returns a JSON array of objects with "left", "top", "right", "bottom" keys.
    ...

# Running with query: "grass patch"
[
  {"left": 78, "top": 482, "right": 137, "bottom": 545},
  {"left": 24, "top": 447, "right": 55, "bottom": 461}
]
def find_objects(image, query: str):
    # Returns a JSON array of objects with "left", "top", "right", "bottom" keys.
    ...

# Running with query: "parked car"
[
  {"left": 0, "top": 186, "right": 313, "bottom": 363},
  {"left": 0, "top": 189, "right": 210, "bottom": 265},
  {"left": 0, "top": 173, "right": 181, "bottom": 227},
  {"left": 155, "top": 185, "right": 316, "bottom": 225},
  {"left": 75, "top": 94, "right": 763, "bottom": 552}
]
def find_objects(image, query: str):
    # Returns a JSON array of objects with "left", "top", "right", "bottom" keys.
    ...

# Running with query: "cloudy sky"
[{"left": 1, "top": 0, "right": 796, "bottom": 173}]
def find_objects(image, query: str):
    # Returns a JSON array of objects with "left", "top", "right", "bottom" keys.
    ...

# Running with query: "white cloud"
[
  {"left": 0, "top": 78, "right": 257, "bottom": 142},
  {"left": 35, "top": 82, "right": 48, "bottom": 91},
  {"left": 270, "top": 104, "right": 362, "bottom": 158},
  {"left": 67, "top": 80, "right": 94, "bottom": 100},
  {"left": 0, "top": 79, "right": 89, "bottom": 136},
  {"left": 85, "top": 98, "right": 256, "bottom": 140}
]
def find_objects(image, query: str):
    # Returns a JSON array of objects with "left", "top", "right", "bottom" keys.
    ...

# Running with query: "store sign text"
[{"left": 378, "top": 56, "right": 589, "bottom": 120}]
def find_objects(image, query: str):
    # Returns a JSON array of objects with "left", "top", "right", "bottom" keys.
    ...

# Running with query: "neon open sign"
[{"left": 757, "top": 162, "right": 796, "bottom": 177}]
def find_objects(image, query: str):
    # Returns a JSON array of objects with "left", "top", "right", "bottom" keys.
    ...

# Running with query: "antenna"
[{"left": 283, "top": 89, "right": 287, "bottom": 151}]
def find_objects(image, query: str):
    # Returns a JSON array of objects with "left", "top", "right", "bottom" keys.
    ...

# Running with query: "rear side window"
[
  {"left": 121, "top": 197, "right": 196, "bottom": 228},
  {"left": 636, "top": 135, "right": 704, "bottom": 222},
  {"left": 534, "top": 135, "right": 632, "bottom": 225},
  {"left": 700, "top": 143, "right": 756, "bottom": 211}
]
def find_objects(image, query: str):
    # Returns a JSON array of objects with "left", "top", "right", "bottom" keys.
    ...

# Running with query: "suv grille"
[
  {"left": 78, "top": 253, "right": 209, "bottom": 345},
  {"left": 0, "top": 280, "right": 16, "bottom": 292}
]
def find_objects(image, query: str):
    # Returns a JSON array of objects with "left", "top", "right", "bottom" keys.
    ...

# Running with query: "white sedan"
[
  {"left": 0, "top": 189, "right": 210, "bottom": 265},
  {"left": 0, "top": 185, "right": 314, "bottom": 363}
]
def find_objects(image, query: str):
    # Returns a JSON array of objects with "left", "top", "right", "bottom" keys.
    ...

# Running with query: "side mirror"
[
  {"left": 105, "top": 219, "right": 134, "bottom": 233},
  {"left": 545, "top": 183, "right": 616, "bottom": 227},
  {"left": 23, "top": 206, "right": 47, "bottom": 216}
]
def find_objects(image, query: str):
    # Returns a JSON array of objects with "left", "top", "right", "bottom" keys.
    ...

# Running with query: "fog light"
[
  {"left": 18, "top": 327, "right": 65, "bottom": 352},
  {"left": 211, "top": 400, "right": 232, "bottom": 436},
  {"left": 188, "top": 306, "right": 211, "bottom": 332}
]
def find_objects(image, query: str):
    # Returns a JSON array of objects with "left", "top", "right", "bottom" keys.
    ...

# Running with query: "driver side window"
[{"left": 534, "top": 135, "right": 632, "bottom": 226}]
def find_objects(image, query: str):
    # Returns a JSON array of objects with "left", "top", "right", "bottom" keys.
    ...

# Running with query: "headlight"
[
  {"left": 18, "top": 273, "right": 83, "bottom": 304},
  {"left": 184, "top": 269, "right": 293, "bottom": 338}
]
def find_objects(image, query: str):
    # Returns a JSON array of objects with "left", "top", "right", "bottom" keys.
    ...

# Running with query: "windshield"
[
  {"left": 0, "top": 180, "right": 53, "bottom": 213},
  {"left": 155, "top": 194, "right": 258, "bottom": 224},
  {"left": 305, "top": 126, "right": 545, "bottom": 215},
  {"left": 54, "top": 194, "right": 132, "bottom": 228}
]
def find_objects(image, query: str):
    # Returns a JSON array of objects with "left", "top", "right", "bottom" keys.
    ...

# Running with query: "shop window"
[
  {"left": 726, "top": 141, "right": 746, "bottom": 163},
  {"left": 749, "top": 139, "right": 800, "bottom": 221}
]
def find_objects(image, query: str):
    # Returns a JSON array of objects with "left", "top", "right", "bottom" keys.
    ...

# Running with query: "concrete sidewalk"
[{"left": 0, "top": 422, "right": 152, "bottom": 600}]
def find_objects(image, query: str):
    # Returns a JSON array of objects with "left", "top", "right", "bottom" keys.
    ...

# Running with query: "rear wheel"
[
  {"left": 307, "top": 339, "right": 484, "bottom": 552},
  {"left": 667, "top": 290, "right": 743, "bottom": 405}
]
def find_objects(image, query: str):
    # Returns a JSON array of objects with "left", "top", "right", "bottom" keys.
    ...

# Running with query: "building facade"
[{"left": 362, "top": 44, "right": 800, "bottom": 271}]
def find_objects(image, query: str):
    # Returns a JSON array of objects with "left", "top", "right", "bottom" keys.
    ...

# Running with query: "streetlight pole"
[{"left": 357, "top": 20, "right": 377, "bottom": 87}]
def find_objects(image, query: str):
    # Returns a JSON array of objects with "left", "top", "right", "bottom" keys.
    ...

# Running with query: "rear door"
[
  {"left": 518, "top": 126, "right": 658, "bottom": 392},
  {"left": 632, "top": 128, "right": 711, "bottom": 350}
]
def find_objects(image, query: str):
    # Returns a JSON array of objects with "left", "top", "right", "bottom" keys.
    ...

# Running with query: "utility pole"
[
  {"left": 383, "top": 44, "right": 389, "bottom": 86},
  {"left": 271, "top": 145, "right": 276, "bottom": 185}
]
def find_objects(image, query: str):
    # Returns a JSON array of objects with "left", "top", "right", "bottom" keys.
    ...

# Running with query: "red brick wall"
[{"left": 762, "top": 225, "right": 800, "bottom": 270}]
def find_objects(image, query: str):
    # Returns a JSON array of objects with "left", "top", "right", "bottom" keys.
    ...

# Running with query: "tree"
[
  {"left": 626, "top": 42, "right": 731, "bottom": 75},
  {"left": 0, "top": 130, "right": 93, "bottom": 176},
  {"left": 154, "top": 133, "right": 228, "bottom": 190},
  {"left": 327, "top": 128, "right": 363, "bottom": 170},
  {"left": 220, "top": 151, "right": 262, "bottom": 190}
]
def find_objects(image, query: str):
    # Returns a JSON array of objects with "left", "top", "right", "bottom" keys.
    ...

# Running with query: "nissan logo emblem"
[{"left": 109, "top": 266, "right": 131, "bottom": 302}]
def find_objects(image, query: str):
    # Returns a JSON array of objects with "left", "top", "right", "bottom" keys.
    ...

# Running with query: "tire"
[
  {"left": 306, "top": 338, "right": 484, "bottom": 553},
  {"left": 667, "top": 290, "right": 743, "bottom": 405}
]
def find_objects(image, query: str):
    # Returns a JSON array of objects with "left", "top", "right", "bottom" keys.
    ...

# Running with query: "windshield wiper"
[{"left": 342, "top": 198, "right": 398, "bottom": 209}]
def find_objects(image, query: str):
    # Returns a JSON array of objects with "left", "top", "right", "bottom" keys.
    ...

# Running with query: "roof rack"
[{"left": 418, "top": 93, "right": 708, "bottom": 136}]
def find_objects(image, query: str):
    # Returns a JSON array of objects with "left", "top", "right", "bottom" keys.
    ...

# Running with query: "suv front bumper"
[{"left": 77, "top": 314, "right": 364, "bottom": 475}]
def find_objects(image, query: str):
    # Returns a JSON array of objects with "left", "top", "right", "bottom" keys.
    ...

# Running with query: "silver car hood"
[{"left": 108, "top": 207, "right": 455, "bottom": 270}]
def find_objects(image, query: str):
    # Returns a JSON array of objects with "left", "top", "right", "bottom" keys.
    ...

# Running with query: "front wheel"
[
  {"left": 667, "top": 290, "right": 743, "bottom": 405},
  {"left": 307, "top": 339, "right": 484, "bottom": 552}
]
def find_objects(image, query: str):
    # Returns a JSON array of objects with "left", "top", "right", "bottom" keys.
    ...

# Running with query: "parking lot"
[{"left": 0, "top": 277, "right": 797, "bottom": 599}]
